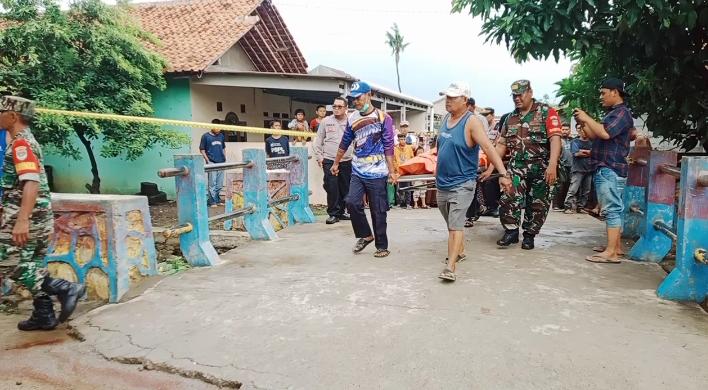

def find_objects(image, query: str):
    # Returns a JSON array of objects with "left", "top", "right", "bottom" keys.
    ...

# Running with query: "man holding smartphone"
[{"left": 573, "top": 78, "right": 634, "bottom": 263}]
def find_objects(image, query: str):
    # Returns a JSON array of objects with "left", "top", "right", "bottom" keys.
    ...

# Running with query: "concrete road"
[
  {"left": 0, "top": 314, "right": 218, "bottom": 390},
  {"left": 65, "top": 210, "right": 708, "bottom": 389}
]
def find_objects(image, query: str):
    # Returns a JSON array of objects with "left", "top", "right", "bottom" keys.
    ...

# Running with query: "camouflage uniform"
[
  {"left": 498, "top": 81, "right": 562, "bottom": 235},
  {"left": 0, "top": 96, "right": 85, "bottom": 331},
  {"left": 0, "top": 112, "right": 53, "bottom": 297}
]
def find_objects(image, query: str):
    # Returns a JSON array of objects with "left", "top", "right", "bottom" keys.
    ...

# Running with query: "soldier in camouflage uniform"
[
  {"left": 0, "top": 96, "right": 85, "bottom": 331},
  {"left": 480, "top": 80, "right": 562, "bottom": 250}
]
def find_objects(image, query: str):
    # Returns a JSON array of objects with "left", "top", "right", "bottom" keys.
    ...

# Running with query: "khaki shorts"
[{"left": 437, "top": 180, "right": 477, "bottom": 231}]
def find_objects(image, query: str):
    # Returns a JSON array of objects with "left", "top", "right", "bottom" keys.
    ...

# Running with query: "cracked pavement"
[
  {"left": 0, "top": 314, "right": 218, "bottom": 389},
  {"left": 71, "top": 210, "right": 708, "bottom": 389}
]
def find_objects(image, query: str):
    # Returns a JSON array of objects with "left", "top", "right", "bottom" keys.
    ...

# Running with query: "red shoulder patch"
[
  {"left": 13, "top": 139, "right": 40, "bottom": 175},
  {"left": 545, "top": 108, "right": 562, "bottom": 138}
]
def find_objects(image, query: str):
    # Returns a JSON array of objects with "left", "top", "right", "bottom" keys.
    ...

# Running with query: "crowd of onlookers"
[
  {"left": 198, "top": 101, "right": 598, "bottom": 217},
  {"left": 267, "top": 106, "right": 438, "bottom": 216},
  {"left": 197, "top": 76, "right": 639, "bottom": 278}
]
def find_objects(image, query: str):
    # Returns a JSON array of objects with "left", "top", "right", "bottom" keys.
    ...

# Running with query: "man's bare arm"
[{"left": 13, "top": 181, "right": 38, "bottom": 246}]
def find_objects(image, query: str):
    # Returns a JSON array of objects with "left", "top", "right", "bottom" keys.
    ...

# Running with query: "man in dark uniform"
[
  {"left": 0, "top": 96, "right": 85, "bottom": 330},
  {"left": 481, "top": 80, "right": 562, "bottom": 250}
]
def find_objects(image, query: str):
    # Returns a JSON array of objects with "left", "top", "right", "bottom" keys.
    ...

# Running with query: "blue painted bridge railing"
[
  {"left": 622, "top": 146, "right": 650, "bottom": 239},
  {"left": 157, "top": 147, "right": 315, "bottom": 267},
  {"left": 627, "top": 152, "right": 708, "bottom": 303}
]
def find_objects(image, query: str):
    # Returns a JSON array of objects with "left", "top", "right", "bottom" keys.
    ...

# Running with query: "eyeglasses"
[{"left": 332, "top": 105, "right": 346, "bottom": 109}]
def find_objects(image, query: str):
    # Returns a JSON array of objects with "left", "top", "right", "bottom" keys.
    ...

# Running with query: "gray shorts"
[{"left": 437, "top": 180, "right": 477, "bottom": 231}]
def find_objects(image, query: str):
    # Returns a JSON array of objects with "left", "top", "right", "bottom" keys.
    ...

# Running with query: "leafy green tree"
[
  {"left": 0, "top": 0, "right": 189, "bottom": 193},
  {"left": 555, "top": 51, "right": 608, "bottom": 123},
  {"left": 451, "top": 0, "right": 707, "bottom": 151},
  {"left": 385, "top": 23, "right": 410, "bottom": 93}
]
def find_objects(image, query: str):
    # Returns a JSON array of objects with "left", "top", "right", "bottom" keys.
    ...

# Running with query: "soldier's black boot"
[
  {"left": 521, "top": 232, "right": 535, "bottom": 250},
  {"left": 17, "top": 295, "right": 58, "bottom": 331},
  {"left": 42, "top": 277, "right": 86, "bottom": 323},
  {"left": 496, "top": 229, "right": 519, "bottom": 247}
]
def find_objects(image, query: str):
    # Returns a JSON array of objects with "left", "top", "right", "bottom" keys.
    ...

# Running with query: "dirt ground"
[{"left": 148, "top": 201, "right": 181, "bottom": 228}]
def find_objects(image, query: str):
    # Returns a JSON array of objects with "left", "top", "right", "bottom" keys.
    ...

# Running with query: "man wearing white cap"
[{"left": 435, "top": 83, "right": 512, "bottom": 281}]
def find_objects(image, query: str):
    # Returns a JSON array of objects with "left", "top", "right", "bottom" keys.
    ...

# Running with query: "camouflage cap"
[
  {"left": 510, "top": 80, "right": 531, "bottom": 95},
  {"left": 0, "top": 96, "right": 35, "bottom": 118}
]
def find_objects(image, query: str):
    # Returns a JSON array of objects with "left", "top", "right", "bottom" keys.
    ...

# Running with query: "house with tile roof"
[{"left": 43, "top": 0, "right": 432, "bottom": 200}]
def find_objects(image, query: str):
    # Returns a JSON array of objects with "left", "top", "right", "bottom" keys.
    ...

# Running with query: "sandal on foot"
[
  {"left": 373, "top": 249, "right": 390, "bottom": 258},
  {"left": 592, "top": 246, "right": 625, "bottom": 256},
  {"left": 443, "top": 253, "right": 467, "bottom": 264},
  {"left": 464, "top": 219, "right": 474, "bottom": 228},
  {"left": 585, "top": 254, "right": 621, "bottom": 264},
  {"left": 353, "top": 238, "right": 374, "bottom": 253},
  {"left": 438, "top": 268, "right": 456, "bottom": 281}
]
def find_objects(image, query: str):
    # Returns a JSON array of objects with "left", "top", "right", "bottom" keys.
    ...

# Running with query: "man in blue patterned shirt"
[
  {"left": 573, "top": 78, "right": 634, "bottom": 264},
  {"left": 331, "top": 82, "right": 397, "bottom": 258}
]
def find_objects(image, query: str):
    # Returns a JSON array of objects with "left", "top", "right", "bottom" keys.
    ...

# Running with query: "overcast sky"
[
  {"left": 105, "top": 0, "right": 573, "bottom": 113},
  {"left": 274, "top": 0, "right": 573, "bottom": 112}
]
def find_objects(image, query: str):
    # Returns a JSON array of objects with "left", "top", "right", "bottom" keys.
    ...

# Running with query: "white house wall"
[
  {"left": 406, "top": 111, "right": 427, "bottom": 134},
  {"left": 218, "top": 44, "right": 257, "bottom": 71},
  {"left": 189, "top": 83, "right": 327, "bottom": 204},
  {"left": 189, "top": 83, "right": 321, "bottom": 144},
  {"left": 432, "top": 97, "right": 446, "bottom": 119},
  {"left": 192, "top": 73, "right": 344, "bottom": 92}
]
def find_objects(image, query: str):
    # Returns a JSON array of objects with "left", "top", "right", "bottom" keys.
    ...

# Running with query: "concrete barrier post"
[
  {"left": 223, "top": 173, "right": 235, "bottom": 231},
  {"left": 657, "top": 157, "right": 708, "bottom": 302},
  {"left": 45, "top": 194, "right": 158, "bottom": 303},
  {"left": 622, "top": 146, "right": 650, "bottom": 239},
  {"left": 288, "top": 146, "right": 315, "bottom": 224},
  {"left": 174, "top": 154, "right": 219, "bottom": 267},
  {"left": 628, "top": 150, "right": 677, "bottom": 263},
  {"left": 243, "top": 148, "right": 278, "bottom": 240}
]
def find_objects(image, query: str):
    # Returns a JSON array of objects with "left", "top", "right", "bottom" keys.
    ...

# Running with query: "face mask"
[{"left": 358, "top": 103, "right": 370, "bottom": 114}]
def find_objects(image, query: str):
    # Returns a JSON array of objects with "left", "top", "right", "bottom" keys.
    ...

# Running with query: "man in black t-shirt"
[{"left": 265, "top": 120, "right": 290, "bottom": 158}]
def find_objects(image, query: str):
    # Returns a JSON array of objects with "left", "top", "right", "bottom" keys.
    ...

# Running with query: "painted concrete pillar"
[
  {"left": 242, "top": 149, "right": 278, "bottom": 240},
  {"left": 622, "top": 146, "right": 650, "bottom": 239},
  {"left": 174, "top": 154, "right": 219, "bottom": 267},
  {"left": 628, "top": 151, "right": 678, "bottom": 263},
  {"left": 45, "top": 194, "right": 158, "bottom": 303},
  {"left": 223, "top": 186, "right": 235, "bottom": 231},
  {"left": 657, "top": 157, "right": 708, "bottom": 302},
  {"left": 288, "top": 147, "right": 316, "bottom": 224}
]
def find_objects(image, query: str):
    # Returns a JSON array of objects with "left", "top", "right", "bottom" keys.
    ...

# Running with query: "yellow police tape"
[{"left": 35, "top": 108, "right": 315, "bottom": 139}]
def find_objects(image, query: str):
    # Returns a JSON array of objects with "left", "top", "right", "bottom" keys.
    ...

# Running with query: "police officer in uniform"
[
  {"left": 0, "top": 96, "right": 85, "bottom": 331},
  {"left": 481, "top": 80, "right": 562, "bottom": 249}
]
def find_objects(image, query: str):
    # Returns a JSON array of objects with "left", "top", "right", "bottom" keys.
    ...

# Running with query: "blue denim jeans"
[
  {"left": 207, "top": 170, "right": 224, "bottom": 205},
  {"left": 345, "top": 175, "right": 389, "bottom": 250},
  {"left": 594, "top": 167, "right": 626, "bottom": 228}
]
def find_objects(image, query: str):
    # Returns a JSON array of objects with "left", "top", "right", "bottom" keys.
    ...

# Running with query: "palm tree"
[{"left": 385, "top": 23, "right": 410, "bottom": 93}]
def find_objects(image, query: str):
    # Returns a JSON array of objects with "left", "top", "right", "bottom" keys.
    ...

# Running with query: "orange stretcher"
[
  {"left": 398, "top": 148, "right": 489, "bottom": 176},
  {"left": 399, "top": 149, "right": 437, "bottom": 175}
]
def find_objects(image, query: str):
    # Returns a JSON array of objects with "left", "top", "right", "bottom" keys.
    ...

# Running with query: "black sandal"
[
  {"left": 374, "top": 249, "right": 390, "bottom": 258},
  {"left": 443, "top": 254, "right": 467, "bottom": 264},
  {"left": 438, "top": 268, "right": 456, "bottom": 281},
  {"left": 353, "top": 238, "right": 374, "bottom": 253}
]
